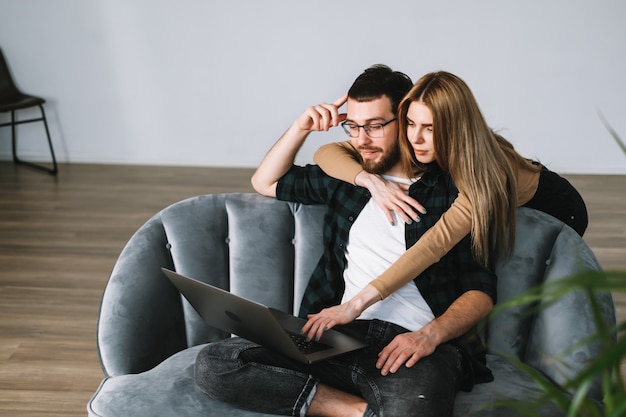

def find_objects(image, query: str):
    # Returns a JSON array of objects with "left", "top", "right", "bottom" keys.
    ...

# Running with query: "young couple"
[{"left": 194, "top": 65, "right": 587, "bottom": 417}]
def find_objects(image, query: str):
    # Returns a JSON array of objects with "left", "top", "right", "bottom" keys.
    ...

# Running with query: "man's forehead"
[{"left": 346, "top": 96, "right": 394, "bottom": 122}]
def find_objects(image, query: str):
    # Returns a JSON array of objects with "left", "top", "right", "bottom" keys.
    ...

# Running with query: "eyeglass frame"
[{"left": 340, "top": 118, "right": 398, "bottom": 138}]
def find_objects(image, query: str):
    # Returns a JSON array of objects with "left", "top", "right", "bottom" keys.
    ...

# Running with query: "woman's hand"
[
  {"left": 301, "top": 285, "right": 382, "bottom": 341},
  {"left": 301, "top": 303, "right": 362, "bottom": 342},
  {"left": 355, "top": 171, "right": 426, "bottom": 225}
]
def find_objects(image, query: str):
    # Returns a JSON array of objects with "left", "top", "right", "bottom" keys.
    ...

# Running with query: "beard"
[{"left": 360, "top": 139, "right": 401, "bottom": 175}]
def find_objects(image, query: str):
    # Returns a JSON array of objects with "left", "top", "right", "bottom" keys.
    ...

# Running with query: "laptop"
[{"left": 162, "top": 268, "right": 368, "bottom": 363}]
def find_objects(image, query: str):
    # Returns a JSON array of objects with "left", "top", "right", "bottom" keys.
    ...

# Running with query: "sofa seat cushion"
[
  {"left": 454, "top": 354, "right": 564, "bottom": 416},
  {"left": 89, "top": 346, "right": 567, "bottom": 417},
  {"left": 88, "top": 344, "right": 282, "bottom": 417}
]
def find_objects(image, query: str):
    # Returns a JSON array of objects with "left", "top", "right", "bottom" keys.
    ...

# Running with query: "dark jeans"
[
  {"left": 524, "top": 166, "right": 588, "bottom": 236},
  {"left": 195, "top": 319, "right": 464, "bottom": 417}
]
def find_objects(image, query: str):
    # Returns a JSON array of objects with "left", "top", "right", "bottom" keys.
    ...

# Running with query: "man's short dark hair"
[{"left": 348, "top": 64, "right": 413, "bottom": 115}]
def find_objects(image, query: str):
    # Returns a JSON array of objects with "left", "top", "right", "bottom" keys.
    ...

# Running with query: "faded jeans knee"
[
  {"left": 194, "top": 337, "right": 317, "bottom": 416},
  {"left": 194, "top": 338, "right": 259, "bottom": 401}
]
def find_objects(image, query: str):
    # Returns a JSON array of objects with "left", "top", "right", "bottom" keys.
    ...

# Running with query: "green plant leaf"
[
  {"left": 488, "top": 269, "right": 626, "bottom": 415},
  {"left": 597, "top": 110, "right": 626, "bottom": 156}
]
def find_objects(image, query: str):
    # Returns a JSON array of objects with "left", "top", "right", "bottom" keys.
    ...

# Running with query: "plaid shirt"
[{"left": 276, "top": 162, "right": 496, "bottom": 388}]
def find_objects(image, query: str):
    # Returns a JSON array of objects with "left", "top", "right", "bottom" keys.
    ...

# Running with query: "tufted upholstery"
[{"left": 88, "top": 193, "right": 615, "bottom": 417}]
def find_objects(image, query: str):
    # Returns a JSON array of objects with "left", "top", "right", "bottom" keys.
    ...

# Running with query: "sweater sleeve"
[
  {"left": 313, "top": 141, "right": 364, "bottom": 186},
  {"left": 370, "top": 193, "right": 474, "bottom": 298}
]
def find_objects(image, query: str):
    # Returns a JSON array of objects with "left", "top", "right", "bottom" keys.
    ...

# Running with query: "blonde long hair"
[{"left": 398, "top": 71, "right": 539, "bottom": 266}]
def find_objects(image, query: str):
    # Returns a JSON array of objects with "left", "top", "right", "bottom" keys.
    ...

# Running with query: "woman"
[{"left": 303, "top": 71, "right": 587, "bottom": 339}]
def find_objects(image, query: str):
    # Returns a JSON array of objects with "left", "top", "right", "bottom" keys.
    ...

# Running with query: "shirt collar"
[{"left": 416, "top": 163, "right": 447, "bottom": 187}]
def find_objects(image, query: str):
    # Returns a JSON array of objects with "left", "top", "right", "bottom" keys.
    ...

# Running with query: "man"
[{"left": 195, "top": 65, "right": 496, "bottom": 417}]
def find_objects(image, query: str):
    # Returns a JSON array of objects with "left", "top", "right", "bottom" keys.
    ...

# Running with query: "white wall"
[{"left": 0, "top": 0, "right": 624, "bottom": 173}]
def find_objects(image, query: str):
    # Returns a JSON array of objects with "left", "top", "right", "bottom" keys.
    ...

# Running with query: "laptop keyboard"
[{"left": 288, "top": 331, "right": 331, "bottom": 354}]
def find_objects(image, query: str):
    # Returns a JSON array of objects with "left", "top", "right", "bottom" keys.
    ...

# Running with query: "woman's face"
[{"left": 405, "top": 101, "right": 436, "bottom": 164}]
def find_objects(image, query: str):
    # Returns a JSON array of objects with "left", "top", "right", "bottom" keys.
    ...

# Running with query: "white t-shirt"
[{"left": 341, "top": 175, "right": 435, "bottom": 331}]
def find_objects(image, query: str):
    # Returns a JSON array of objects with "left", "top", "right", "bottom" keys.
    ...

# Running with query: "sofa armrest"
[{"left": 97, "top": 214, "right": 187, "bottom": 377}]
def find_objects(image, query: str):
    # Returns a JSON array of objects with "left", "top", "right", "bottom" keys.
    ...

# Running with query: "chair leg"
[
  {"left": 38, "top": 104, "right": 58, "bottom": 175},
  {"left": 10, "top": 105, "right": 58, "bottom": 175},
  {"left": 10, "top": 110, "right": 18, "bottom": 163}
]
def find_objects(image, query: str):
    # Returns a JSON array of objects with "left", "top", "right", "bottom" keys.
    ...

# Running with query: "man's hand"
[
  {"left": 251, "top": 94, "right": 348, "bottom": 197},
  {"left": 294, "top": 94, "right": 348, "bottom": 133},
  {"left": 376, "top": 290, "right": 493, "bottom": 376},
  {"left": 355, "top": 172, "right": 426, "bottom": 225},
  {"left": 376, "top": 327, "right": 439, "bottom": 376}
]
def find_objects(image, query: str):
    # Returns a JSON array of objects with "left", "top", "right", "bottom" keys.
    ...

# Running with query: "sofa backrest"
[
  {"left": 97, "top": 194, "right": 325, "bottom": 377},
  {"left": 96, "top": 193, "right": 614, "bottom": 399},
  {"left": 488, "top": 205, "right": 614, "bottom": 396}
]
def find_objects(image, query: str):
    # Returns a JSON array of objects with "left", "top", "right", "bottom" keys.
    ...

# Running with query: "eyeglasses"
[{"left": 341, "top": 118, "right": 397, "bottom": 138}]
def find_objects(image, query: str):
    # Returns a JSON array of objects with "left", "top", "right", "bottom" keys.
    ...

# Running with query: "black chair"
[{"left": 0, "top": 48, "right": 57, "bottom": 175}]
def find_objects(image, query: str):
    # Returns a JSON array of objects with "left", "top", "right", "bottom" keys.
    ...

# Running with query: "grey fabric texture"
[{"left": 89, "top": 193, "right": 615, "bottom": 417}]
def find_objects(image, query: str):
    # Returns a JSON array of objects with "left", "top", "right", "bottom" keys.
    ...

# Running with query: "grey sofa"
[{"left": 88, "top": 193, "right": 615, "bottom": 417}]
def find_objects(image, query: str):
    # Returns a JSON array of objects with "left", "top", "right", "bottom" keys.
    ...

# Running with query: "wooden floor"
[{"left": 0, "top": 161, "right": 624, "bottom": 416}]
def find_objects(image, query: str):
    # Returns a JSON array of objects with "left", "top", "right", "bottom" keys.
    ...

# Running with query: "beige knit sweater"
[{"left": 314, "top": 141, "right": 540, "bottom": 298}]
